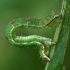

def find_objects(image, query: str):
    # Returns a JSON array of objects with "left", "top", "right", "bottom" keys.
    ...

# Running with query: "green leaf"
[
  {"left": 45, "top": 12, "right": 69, "bottom": 70},
  {"left": 66, "top": 0, "right": 70, "bottom": 3},
  {"left": 45, "top": 0, "right": 70, "bottom": 70},
  {"left": 59, "top": 66, "right": 65, "bottom": 70}
]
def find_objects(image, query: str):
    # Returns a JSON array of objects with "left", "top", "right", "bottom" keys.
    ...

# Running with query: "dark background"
[{"left": 0, "top": 0, "right": 70, "bottom": 70}]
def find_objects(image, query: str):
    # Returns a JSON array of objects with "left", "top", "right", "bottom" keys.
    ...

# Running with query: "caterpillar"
[{"left": 5, "top": 12, "right": 60, "bottom": 62}]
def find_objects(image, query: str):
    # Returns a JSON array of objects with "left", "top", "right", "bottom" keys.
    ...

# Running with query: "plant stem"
[
  {"left": 45, "top": 0, "right": 69, "bottom": 70},
  {"left": 50, "top": 0, "right": 67, "bottom": 60}
]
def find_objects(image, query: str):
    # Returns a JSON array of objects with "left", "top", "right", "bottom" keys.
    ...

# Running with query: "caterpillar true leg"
[{"left": 45, "top": 14, "right": 60, "bottom": 26}]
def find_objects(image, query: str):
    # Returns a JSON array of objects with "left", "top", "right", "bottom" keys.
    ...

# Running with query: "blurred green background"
[{"left": 0, "top": 0, "right": 70, "bottom": 70}]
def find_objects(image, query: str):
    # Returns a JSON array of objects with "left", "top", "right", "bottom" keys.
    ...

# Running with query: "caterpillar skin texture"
[{"left": 5, "top": 13, "right": 59, "bottom": 61}]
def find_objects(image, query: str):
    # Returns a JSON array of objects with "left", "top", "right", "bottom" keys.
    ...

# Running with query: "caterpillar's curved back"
[
  {"left": 5, "top": 12, "right": 60, "bottom": 61},
  {"left": 6, "top": 12, "right": 60, "bottom": 44}
]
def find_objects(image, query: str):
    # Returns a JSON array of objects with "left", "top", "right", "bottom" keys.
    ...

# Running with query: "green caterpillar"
[{"left": 5, "top": 12, "right": 60, "bottom": 61}]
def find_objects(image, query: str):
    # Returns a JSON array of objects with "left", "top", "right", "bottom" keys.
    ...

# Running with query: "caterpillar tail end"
[{"left": 42, "top": 56, "right": 51, "bottom": 62}]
